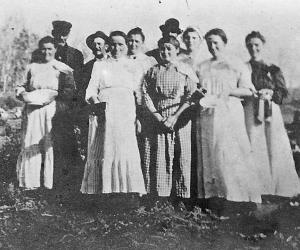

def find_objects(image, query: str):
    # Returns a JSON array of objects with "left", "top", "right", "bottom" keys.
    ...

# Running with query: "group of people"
[{"left": 15, "top": 18, "right": 300, "bottom": 209}]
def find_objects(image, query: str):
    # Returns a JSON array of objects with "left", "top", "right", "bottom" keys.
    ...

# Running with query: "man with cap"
[
  {"left": 146, "top": 18, "right": 186, "bottom": 64},
  {"left": 51, "top": 20, "right": 84, "bottom": 89},
  {"left": 49, "top": 21, "right": 84, "bottom": 199}
]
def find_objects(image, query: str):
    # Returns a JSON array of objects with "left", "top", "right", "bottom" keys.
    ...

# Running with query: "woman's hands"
[
  {"left": 88, "top": 95, "right": 100, "bottom": 105},
  {"left": 152, "top": 112, "right": 178, "bottom": 131},
  {"left": 19, "top": 91, "right": 31, "bottom": 103},
  {"left": 258, "top": 88, "right": 273, "bottom": 100},
  {"left": 135, "top": 119, "right": 142, "bottom": 134},
  {"left": 162, "top": 115, "right": 178, "bottom": 130}
]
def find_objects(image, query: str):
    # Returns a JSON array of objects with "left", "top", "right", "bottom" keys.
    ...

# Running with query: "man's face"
[
  {"left": 92, "top": 37, "right": 106, "bottom": 58},
  {"left": 53, "top": 32, "right": 69, "bottom": 47}
]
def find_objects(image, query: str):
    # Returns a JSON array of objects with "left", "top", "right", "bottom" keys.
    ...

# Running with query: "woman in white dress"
[
  {"left": 179, "top": 26, "right": 204, "bottom": 73},
  {"left": 16, "top": 36, "right": 73, "bottom": 190},
  {"left": 127, "top": 26, "right": 156, "bottom": 102},
  {"left": 244, "top": 31, "right": 300, "bottom": 197},
  {"left": 195, "top": 29, "right": 262, "bottom": 203},
  {"left": 127, "top": 27, "right": 156, "bottom": 146},
  {"left": 80, "top": 31, "right": 146, "bottom": 196}
]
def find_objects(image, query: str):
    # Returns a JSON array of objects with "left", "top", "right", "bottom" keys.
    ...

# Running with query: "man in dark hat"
[
  {"left": 48, "top": 21, "right": 84, "bottom": 199},
  {"left": 80, "top": 30, "right": 109, "bottom": 99},
  {"left": 70, "top": 31, "right": 110, "bottom": 183},
  {"left": 146, "top": 18, "right": 186, "bottom": 64},
  {"left": 51, "top": 20, "right": 84, "bottom": 86}
]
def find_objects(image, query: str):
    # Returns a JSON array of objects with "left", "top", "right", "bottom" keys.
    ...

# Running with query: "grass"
[
  {"left": 0, "top": 95, "right": 299, "bottom": 249},
  {"left": 0, "top": 127, "right": 299, "bottom": 249}
]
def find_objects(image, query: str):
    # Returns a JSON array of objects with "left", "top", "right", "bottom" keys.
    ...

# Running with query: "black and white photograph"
[{"left": 0, "top": 0, "right": 300, "bottom": 249}]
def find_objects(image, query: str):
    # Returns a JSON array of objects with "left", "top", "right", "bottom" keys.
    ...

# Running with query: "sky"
[{"left": 1, "top": 0, "right": 300, "bottom": 87}]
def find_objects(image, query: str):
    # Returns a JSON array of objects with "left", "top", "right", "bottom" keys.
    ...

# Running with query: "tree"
[{"left": 0, "top": 15, "right": 39, "bottom": 92}]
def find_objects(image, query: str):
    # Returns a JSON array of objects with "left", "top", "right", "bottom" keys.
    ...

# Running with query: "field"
[{"left": 0, "top": 94, "right": 299, "bottom": 249}]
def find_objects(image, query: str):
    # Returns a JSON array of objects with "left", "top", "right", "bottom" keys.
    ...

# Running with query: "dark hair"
[
  {"left": 109, "top": 30, "right": 128, "bottom": 44},
  {"left": 157, "top": 35, "right": 180, "bottom": 49},
  {"left": 204, "top": 28, "right": 227, "bottom": 44},
  {"left": 127, "top": 27, "right": 145, "bottom": 42},
  {"left": 245, "top": 31, "right": 266, "bottom": 45},
  {"left": 38, "top": 36, "right": 57, "bottom": 49},
  {"left": 183, "top": 27, "right": 201, "bottom": 40}
]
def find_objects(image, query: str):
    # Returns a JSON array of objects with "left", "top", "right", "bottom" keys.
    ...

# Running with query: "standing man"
[
  {"left": 146, "top": 18, "right": 186, "bottom": 64},
  {"left": 50, "top": 20, "right": 84, "bottom": 201},
  {"left": 76, "top": 31, "right": 109, "bottom": 163},
  {"left": 80, "top": 30, "right": 109, "bottom": 100},
  {"left": 52, "top": 20, "right": 84, "bottom": 89}
]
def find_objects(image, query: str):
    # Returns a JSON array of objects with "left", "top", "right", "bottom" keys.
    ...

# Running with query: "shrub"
[
  {"left": 0, "top": 93, "right": 23, "bottom": 111},
  {"left": 0, "top": 129, "right": 21, "bottom": 183}
]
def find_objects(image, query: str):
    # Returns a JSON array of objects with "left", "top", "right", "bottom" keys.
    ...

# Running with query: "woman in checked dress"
[{"left": 142, "top": 36, "right": 196, "bottom": 200}]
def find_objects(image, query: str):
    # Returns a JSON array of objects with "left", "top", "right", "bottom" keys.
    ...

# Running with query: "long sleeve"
[
  {"left": 53, "top": 60, "right": 75, "bottom": 102},
  {"left": 16, "top": 65, "right": 31, "bottom": 97},
  {"left": 85, "top": 62, "right": 102, "bottom": 103},
  {"left": 269, "top": 65, "right": 288, "bottom": 104},
  {"left": 142, "top": 69, "right": 158, "bottom": 113}
]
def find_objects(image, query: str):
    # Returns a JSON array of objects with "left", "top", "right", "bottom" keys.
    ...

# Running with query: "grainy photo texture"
[{"left": 0, "top": 0, "right": 299, "bottom": 249}]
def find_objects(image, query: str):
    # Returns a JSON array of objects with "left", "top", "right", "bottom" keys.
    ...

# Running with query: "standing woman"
[
  {"left": 127, "top": 27, "right": 156, "bottom": 106},
  {"left": 244, "top": 31, "right": 300, "bottom": 197},
  {"left": 195, "top": 29, "right": 262, "bottom": 203},
  {"left": 16, "top": 36, "right": 73, "bottom": 190},
  {"left": 142, "top": 36, "right": 196, "bottom": 201},
  {"left": 179, "top": 26, "right": 204, "bottom": 71},
  {"left": 80, "top": 31, "right": 146, "bottom": 196},
  {"left": 127, "top": 27, "right": 156, "bottom": 155}
]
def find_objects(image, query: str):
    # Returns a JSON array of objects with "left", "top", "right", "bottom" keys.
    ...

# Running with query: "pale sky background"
[{"left": 1, "top": 0, "right": 300, "bottom": 87}]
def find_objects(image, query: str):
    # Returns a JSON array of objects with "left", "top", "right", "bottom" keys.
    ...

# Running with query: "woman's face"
[
  {"left": 159, "top": 42, "right": 179, "bottom": 63},
  {"left": 206, "top": 34, "right": 226, "bottom": 59},
  {"left": 246, "top": 37, "right": 264, "bottom": 60},
  {"left": 128, "top": 34, "right": 144, "bottom": 55},
  {"left": 40, "top": 42, "right": 56, "bottom": 62},
  {"left": 110, "top": 35, "right": 128, "bottom": 59},
  {"left": 183, "top": 31, "right": 202, "bottom": 51}
]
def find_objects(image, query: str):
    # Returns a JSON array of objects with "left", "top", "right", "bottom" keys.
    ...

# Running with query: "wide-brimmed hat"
[
  {"left": 86, "top": 31, "right": 109, "bottom": 50},
  {"left": 159, "top": 18, "right": 182, "bottom": 34},
  {"left": 52, "top": 20, "right": 72, "bottom": 36}
]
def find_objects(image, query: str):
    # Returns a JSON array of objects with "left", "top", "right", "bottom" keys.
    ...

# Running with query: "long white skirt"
[
  {"left": 17, "top": 101, "right": 56, "bottom": 189},
  {"left": 81, "top": 89, "right": 146, "bottom": 195},
  {"left": 244, "top": 99, "right": 300, "bottom": 197},
  {"left": 197, "top": 97, "right": 262, "bottom": 203}
]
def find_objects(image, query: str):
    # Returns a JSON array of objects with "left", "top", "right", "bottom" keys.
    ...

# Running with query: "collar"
[
  {"left": 94, "top": 54, "right": 108, "bottom": 61},
  {"left": 160, "top": 61, "right": 179, "bottom": 71}
]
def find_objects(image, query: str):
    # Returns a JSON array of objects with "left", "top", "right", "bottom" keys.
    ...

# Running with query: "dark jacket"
[
  {"left": 78, "top": 58, "right": 96, "bottom": 103},
  {"left": 55, "top": 45, "right": 84, "bottom": 87},
  {"left": 249, "top": 60, "right": 288, "bottom": 105}
]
